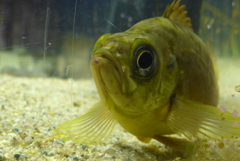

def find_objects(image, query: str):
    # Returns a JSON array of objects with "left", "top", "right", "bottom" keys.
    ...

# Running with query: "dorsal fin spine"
[{"left": 162, "top": 0, "right": 193, "bottom": 30}]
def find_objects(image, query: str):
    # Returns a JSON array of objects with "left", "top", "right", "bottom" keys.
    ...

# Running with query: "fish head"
[{"left": 91, "top": 31, "right": 178, "bottom": 116}]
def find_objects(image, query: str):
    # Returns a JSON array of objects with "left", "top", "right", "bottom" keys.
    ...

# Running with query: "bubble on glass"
[
  {"left": 207, "top": 24, "right": 211, "bottom": 29},
  {"left": 128, "top": 16, "right": 133, "bottom": 22},
  {"left": 232, "top": 110, "right": 238, "bottom": 117},
  {"left": 233, "top": 122, "right": 238, "bottom": 127},
  {"left": 219, "top": 105, "right": 227, "bottom": 113},
  {"left": 120, "top": 13, "right": 125, "bottom": 18},
  {"left": 235, "top": 85, "right": 240, "bottom": 92}
]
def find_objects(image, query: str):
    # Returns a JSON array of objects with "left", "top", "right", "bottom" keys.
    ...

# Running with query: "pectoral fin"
[
  {"left": 166, "top": 98, "right": 240, "bottom": 140},
  {"left": 137, "top": 137, "right": 152, "bottom": 143},
  {"left": 153, "top": 135, "right": 195, "bottom": 155},
  {"left": 53, "top": 102, "right": 116, "bottom": 143}
]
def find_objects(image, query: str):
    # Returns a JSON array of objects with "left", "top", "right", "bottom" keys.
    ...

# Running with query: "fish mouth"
[
  {"left": 91, "top": 50, "right": 123, "bottom": 108},
  {"left": 95, "top": 55, "right": 120, "bottom": 75},
  {"left": 92, "top": 53, "right": 122, "bottom": 85}
]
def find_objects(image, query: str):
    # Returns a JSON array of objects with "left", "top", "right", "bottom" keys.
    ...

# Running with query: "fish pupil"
[
  {"left": 132, "top": 43, "right": 157, "bottom": 78},
  {"left": 138, "top": 51, "right": 153, "bottom": 69}
]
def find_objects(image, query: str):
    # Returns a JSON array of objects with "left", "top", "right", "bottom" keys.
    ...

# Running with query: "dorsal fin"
[{"left": 163, "top": 0, "right": 192, "bottom": 30}]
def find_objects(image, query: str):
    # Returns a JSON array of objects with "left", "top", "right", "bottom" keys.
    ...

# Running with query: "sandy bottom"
[{"left": 0, "top": 57, "right": 239, "bottom": 161}]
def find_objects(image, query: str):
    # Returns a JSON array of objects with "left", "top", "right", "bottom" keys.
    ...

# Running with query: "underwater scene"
[{"left": 0, "top": 0, "right": 239, "bottom": 160}]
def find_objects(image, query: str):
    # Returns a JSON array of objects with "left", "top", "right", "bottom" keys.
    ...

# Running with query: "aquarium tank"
[{"left": 0, "top": 0, "right": 239, "bottom": 160}]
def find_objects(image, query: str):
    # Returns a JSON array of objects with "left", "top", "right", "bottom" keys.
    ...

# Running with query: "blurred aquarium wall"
[
  {"left": 200, "top": 0, "right": 240, "bottom": 57},
  {"left": 0, "top": 0, "right": 238, "bottom": 79}
]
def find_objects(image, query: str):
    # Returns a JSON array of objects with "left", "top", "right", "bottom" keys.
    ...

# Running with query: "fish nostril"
[{"left": 94, "top": 58, "right": 99, "bottom": 63}]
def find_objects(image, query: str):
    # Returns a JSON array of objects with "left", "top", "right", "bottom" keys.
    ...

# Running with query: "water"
[{"left": 0, "top": 0, "right": 239, "bottom": 160}]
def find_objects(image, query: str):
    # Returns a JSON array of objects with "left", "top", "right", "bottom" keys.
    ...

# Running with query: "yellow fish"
[{"left": 54, "top": 0, "right": 240, "bottom": 152}]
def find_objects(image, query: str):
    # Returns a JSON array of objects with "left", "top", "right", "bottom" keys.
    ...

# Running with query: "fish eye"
[
  {"left": 134, "top": 44, "right": 157, "bottom": 77},
  {"left": 137, "top": 50, "right": 153, "bottom": 69}
]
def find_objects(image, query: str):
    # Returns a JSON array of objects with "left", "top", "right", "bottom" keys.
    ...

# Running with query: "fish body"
[{"left": 54, "top": 0, "right": 240, "bottom": 152}]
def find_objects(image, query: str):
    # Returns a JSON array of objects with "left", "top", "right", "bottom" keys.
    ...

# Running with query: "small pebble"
[
  {"left": 10, "top": 137, "right": 22, "bottom": 146},
  {"left": 47, "top": 151, "right": 55, "bottom": 156},
  {"left": 73, "top": 101, "right": 81, "bottom": 107},
  {"left": 19, "top": 133, "right": 27, "bottom": 140},
  {"left": 81, "top": 154, "right": 89, "bottom": 159},
  {"left": 54, "top": 139, "right": 64, "bottom": 145},
  {"left": 24, "top": 136, "right": 34, "bottom": 145},
  {"left": 73, "top": 156, "right": 79, "bottom": 160},
  {"left": 81, "top": 144, "right": 88, "bottom": 150},
  {"left": 41, "top": 150, "right": 55, "bottom": 156},
  {"left": 14, "top": 154, "right": 20, "bottom": 160},
  {"left": 1, "top": 105, "right": 5, "bottom": 109},
  {"left": 19, "top": 155, "right": 27, "bottom": 160},
  {"left": 0, "top": 155, "right": 7, "bottom": 161},
  {"left": 12, "top": 128, "right": 20, "bottom": 132},
  {"left": 64, "top": 154, "right": 69, "bottom": 158},
  {"left": 41, "top": 150, "right": 48, "bottom": 155}
]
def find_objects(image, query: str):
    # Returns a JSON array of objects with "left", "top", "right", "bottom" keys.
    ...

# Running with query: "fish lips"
[{"left": 91, "top": 51, "right": 123, "bottom": 106}]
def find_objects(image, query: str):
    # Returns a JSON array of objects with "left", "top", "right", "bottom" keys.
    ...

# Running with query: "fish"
[{"left": 54, "top": 0, "right": 240, "bottom": 153}]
